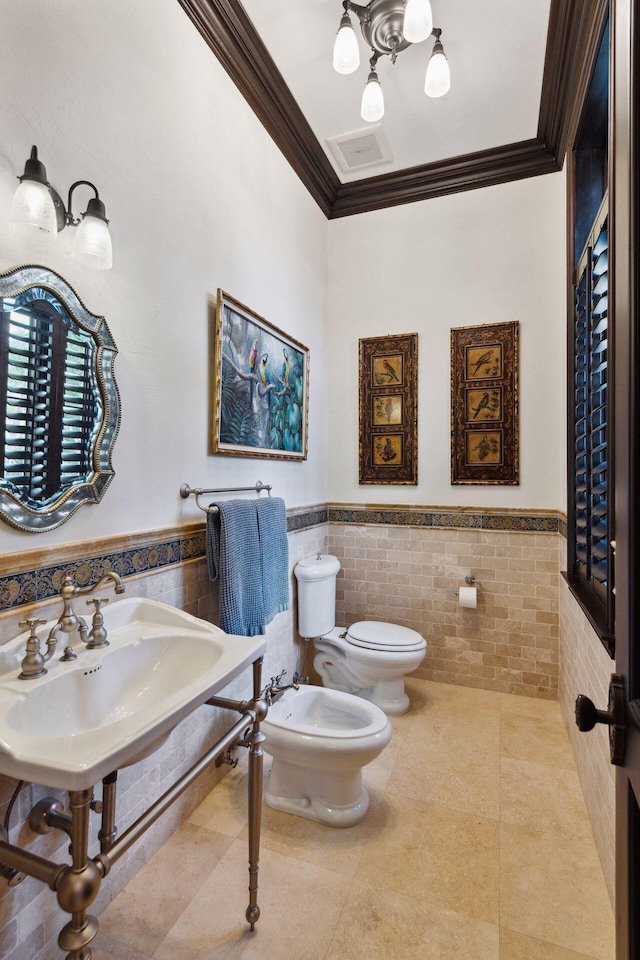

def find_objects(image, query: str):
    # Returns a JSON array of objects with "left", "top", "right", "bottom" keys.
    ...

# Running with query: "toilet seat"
[{"left": 346, "top": 621, "right": 425, "bottom": 652}]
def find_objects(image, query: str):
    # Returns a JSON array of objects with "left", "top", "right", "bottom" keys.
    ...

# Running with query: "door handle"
[{"left": 575, "top": 674, "right": 626, "bottom": 765}]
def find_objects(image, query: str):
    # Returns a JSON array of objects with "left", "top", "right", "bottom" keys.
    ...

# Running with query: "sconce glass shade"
[
  {"left": 403, "top": 0, "right": 433, "bottom": 43},
  {"left": 10, "top": 180, "right": 57, "bottom": 239},
  {"left": 333, "top": 12, "right": 360, "bottom": 74},
  {"left": 425, "top": 40, "right": 450, "bottom": 97},
  {"left": 72, "top": 202, "right": 113, "bottom": 270},
  {"left": 361, "top": 72, "right": 384, "bottom": 122}
]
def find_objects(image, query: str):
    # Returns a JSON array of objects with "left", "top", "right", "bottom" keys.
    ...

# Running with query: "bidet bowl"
[
  {"left": 0, "top": 597, "right": 266, "bottom": 790},
  {"left": 262, "top": 684, "right": 391, "bottom": 770}
]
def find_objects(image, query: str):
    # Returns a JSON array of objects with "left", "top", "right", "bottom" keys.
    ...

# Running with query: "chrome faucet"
[
  {"left": 264, "top": 669, "right": 299, "bottom": 705},
  {"left": 46, "top": 571, "right": 125, "bottom": 660}
]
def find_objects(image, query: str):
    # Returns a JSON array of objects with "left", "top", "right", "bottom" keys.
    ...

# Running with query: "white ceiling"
[{"left": 240, "top": 0, "right": 553, "bottom": 183}]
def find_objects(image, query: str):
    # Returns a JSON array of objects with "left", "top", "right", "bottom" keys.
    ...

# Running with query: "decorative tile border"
[
  {"left": 286, "top": 506, "right": 328, "bottom": 532},
  {"left": 0, "top": 507, "right": 328, "bottom": 614},
  {"left": 328, "top": 505, "right": 564, "bottom": 533},
  {"left": 0, "top": 503, "right": 565, "bottom": 615}
]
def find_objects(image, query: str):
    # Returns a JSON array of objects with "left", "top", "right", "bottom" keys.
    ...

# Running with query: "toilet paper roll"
[{"left": 458, "top": 585, "right": 478, "bottom": 609}]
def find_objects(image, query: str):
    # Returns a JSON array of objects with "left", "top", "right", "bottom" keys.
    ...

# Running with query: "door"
[{"left": 612, "top": 1, "right": 640, "bottom": 956}]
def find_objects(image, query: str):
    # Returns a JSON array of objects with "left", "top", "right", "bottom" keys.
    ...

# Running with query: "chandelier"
[{"left": 332, "top": 0, "right": 451, "bottom": 122}]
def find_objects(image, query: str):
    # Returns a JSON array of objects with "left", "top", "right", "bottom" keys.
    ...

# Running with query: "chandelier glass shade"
[
  {"left": 333, "top": 12, "right": 361, "bottom": 73},
  {"left": 424, "top": 37, "right": 450, "bottom": 98},
  {"left": 332, "top": 0, "right": 450, "bottom": 121},
  {"left": 403, "top": 0, "right": 433, "bottom": 43},
  {"left": 361, "top": 70, "right": 385, "bottom": 122}
]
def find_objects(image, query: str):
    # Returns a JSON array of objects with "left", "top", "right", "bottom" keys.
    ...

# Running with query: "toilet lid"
[{"left": 346, "top": 621, "right": 425, "bottom": 651}]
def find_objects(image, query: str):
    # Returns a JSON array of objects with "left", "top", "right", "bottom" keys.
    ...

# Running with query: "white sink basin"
[{"left": 0, "top": 597, "right": 267, "bottom": 791}]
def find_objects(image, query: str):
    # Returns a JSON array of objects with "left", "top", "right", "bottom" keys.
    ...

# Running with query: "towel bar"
[{"left": 180, "top": 481, "right": 272, "bottom": 515}]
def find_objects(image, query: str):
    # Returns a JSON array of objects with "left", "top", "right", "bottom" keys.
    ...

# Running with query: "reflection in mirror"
[{"left": 0, "top": 265, "right": 120, "bottom": 532}]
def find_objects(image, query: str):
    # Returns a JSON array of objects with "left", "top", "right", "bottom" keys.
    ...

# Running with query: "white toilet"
[
  {"left": 261, "top": 684, "right": 391, "bottom": 827},
  {"left": 295, "top": 554, "right": 426, "bottom": 716}
]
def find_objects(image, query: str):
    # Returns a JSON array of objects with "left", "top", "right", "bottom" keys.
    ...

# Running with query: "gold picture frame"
[
  {"left": 359, "top": 333, "right": 418, "bottom": 484},
  {"left": 451, "top": 322, "right": 519, "bottom": 484},
  {"left": 212, "top": 290, "right": 309, "bottom": 460}
]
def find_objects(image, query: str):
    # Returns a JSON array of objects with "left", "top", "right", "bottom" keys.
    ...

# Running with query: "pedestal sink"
[
  {"left": 0, "top": 596, "right": 267, "bottom": 790},
  {"left": 0, "top": 595, "right": 269, "bottom": 959}
]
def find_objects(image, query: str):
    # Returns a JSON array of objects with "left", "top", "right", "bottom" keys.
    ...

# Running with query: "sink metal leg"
[
  {"left": 98, "top": 772, "right": 118, "bottom": 853},
  {"left": 56, "top": 788, "right": 102, "bottom": 960},
  {"left": 246, "top": 655, "right": 266, "bottom": 930}
]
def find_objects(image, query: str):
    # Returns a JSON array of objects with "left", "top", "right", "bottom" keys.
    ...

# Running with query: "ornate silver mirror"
[{"left": 0, "top": 265, "right": 119, "bottom": 532}]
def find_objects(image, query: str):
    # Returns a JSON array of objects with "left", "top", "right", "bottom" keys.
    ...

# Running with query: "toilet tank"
[{"left": 294, "top": 554, "right": 341, "bottom": 638}]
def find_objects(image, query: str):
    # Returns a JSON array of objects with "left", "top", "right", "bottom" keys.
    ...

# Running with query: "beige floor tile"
[
  {"left": 500, "top": 758, "right": 594, "bottom": 842},
  {"left": 500, "top": 823, "right": 615, "bottom": 960},
  {"left": 394, "top": 678, "right": 501, "bottom": 741},
  {"left": 99, "top": 822, "right": 233, "bottom": 955},
  {"left": 500, "top": 927, "right": 608, "bottom": 960},
  {"left": 325, "top": 877, "right": 499, "bottom": 960},
  {"left": 387, "top": 736, "right": 500, "bottom": 819},
  {"left": 501, "top": 693, "right": 563, "bottom": 721},
  {"left": 91, "top": 932, "right": 154, "bottom": 960},
  {"left": 411, "top": 677, "right": 502, "bottom": 710},
  {"left": 355, "top": 793, "right": 500, "bottom": 924},
  {"left": 188, "top": 757, "right": 254, "bottom": 838},
  {"left": 408, "top": 698, "right": 502, "bottom": 752},
  {"left": 154, "top": 839, "right": 351, "bottom": 960},
  {"left": 249, "top": 786, "right": 388, "bottom": 879},
  {"left": 386, "top": 701, "right": 500, "bottom": 819},
  {"left": 362, "top": 729, "right": 403, "bottom": 791},
  {"left": 500, "top": 712, "right": 577, "bottom": 770}
]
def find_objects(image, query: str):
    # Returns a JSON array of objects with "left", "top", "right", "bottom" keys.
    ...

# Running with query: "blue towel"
[
  {"left": 256, "top": 497, "right": 289, "bottom": 627},
  {"left": 206, "top": 500, "right": 264, "bottom": 637}
]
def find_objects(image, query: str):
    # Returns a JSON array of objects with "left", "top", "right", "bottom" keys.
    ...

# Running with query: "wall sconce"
[{"left": 10, "top": 146, "right": 113, "bottom": 270}]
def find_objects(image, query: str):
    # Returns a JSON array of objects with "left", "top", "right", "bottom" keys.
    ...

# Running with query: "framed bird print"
[
  {"left": 212, "top": 290, "right": 309, "bottom": 460},
  {"left": 450, "top": 321, "right": 519, "bottom": 484},
  {"left": 359, "top": 333, "right": 418, "bottom": 484}
]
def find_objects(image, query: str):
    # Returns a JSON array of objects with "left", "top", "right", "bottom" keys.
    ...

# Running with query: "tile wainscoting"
[
  {"left": 559, "top": 581, "right": 616, "bottom": 904},
  {"left": 328, "top": 506, "right": 564, "bottom": 700}
]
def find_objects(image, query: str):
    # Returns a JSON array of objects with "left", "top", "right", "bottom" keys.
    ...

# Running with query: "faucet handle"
[
  {"left": 19, "top": 617, "right": 47, "bottom": 633},
  {"left": 86, "top": 597, "right": 110, "bottom": 649},
  {"left": 18, "top": 618, "right": 48, "bottom": 680},
  {"left": 86, "top": 597, "right": 110, "bottom": 613}
]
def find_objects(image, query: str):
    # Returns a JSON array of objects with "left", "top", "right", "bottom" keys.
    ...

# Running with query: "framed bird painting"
[
  {"left": 212, "top": 291, "right": 309, "bottom": 460},
  {"left": 359, "top": 333, "right": 418, "bottom": 484},
  {"left": 450, "top": 321, "right": 519, "bottom": 484}
]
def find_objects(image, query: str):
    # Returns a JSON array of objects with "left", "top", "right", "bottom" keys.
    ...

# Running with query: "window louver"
[{"left": 572, "top": 214, "right": 608, "bottom": 606}]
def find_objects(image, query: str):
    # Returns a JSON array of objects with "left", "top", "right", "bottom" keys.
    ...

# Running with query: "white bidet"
[{"left": 261, "top": 684, "right": 391, "bottom": 827}]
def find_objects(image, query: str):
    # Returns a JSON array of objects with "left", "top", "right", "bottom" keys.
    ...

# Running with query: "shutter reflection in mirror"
[{"left": 0, "top": 266, "right": 119, "bottom": 532}]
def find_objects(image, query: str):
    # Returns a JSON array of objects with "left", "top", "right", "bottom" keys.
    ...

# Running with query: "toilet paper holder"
[{"left": 455, "top": 574, "right": 483, "bottom": 597}]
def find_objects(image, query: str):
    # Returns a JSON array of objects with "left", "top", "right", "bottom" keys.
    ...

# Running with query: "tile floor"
[{"left": 97, "top": 678, "right": 615, "bottom": 960}]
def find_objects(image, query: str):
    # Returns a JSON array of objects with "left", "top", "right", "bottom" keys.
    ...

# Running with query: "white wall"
[
  {"left": 0, "top": 0, "right": 330, "bottom": 558},
  {"left": 327, "top": 172, "right": 567, "bottom": 510}
]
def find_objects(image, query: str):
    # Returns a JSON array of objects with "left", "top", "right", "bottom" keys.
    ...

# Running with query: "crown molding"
[
  {"left": 330, "top": 138, "right": 558, "bottom": 218},
  {"left": 537, "top": 0, "right": 609, "bottom": 162},
  {"left": 177, "top": 0, "right": 339, "bottom": 217},
  {"left": 177, "top": 0, "right": 605, "bottom": 218}
]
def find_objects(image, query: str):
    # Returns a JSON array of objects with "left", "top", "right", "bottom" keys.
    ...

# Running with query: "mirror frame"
[{"left": 0, "top": 264, "right": 120, "bottom": 532}]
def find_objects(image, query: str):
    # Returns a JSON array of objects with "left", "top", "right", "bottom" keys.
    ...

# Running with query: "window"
[{"left": 566, "top": 16, "right": 614, "bottom": 654}]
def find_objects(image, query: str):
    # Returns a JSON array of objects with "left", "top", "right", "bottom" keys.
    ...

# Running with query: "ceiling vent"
[{"left": 326, "top": 125, "right": 393, "bottom": 173}]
